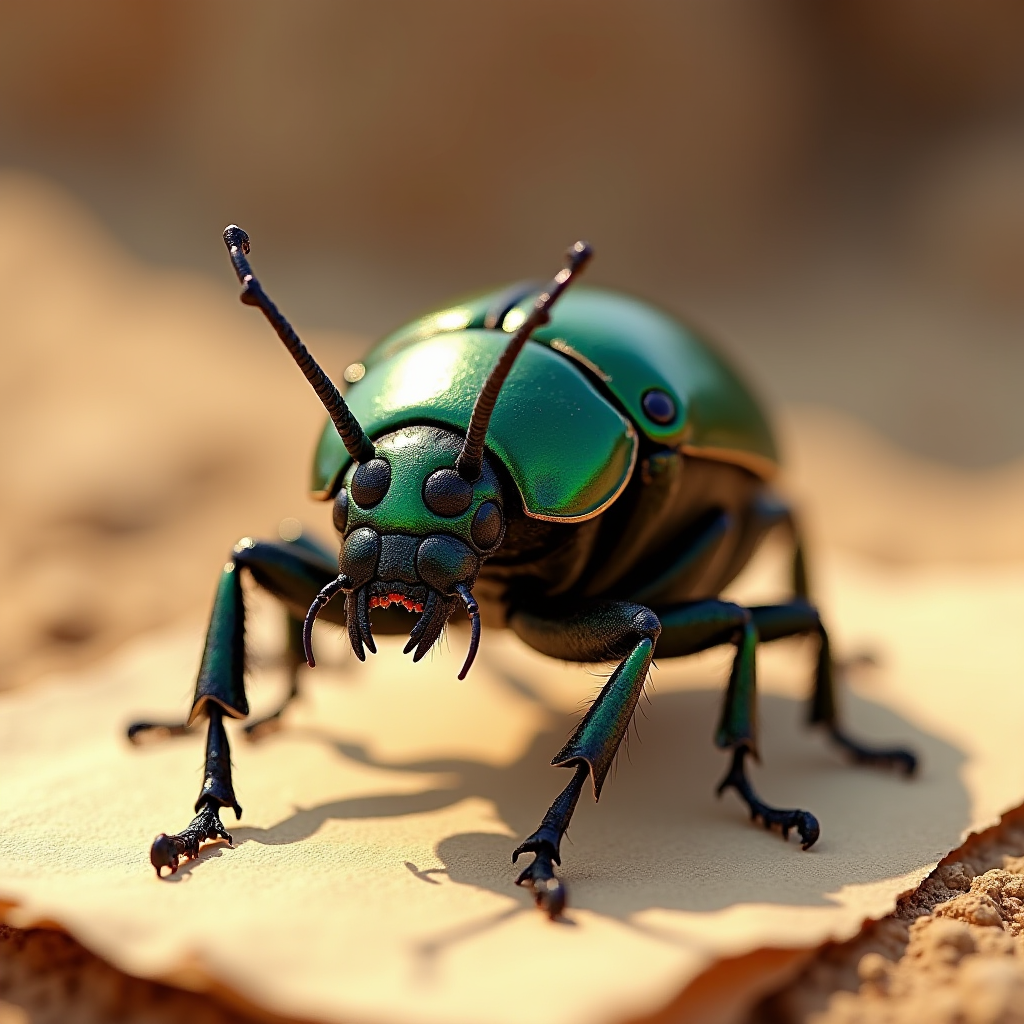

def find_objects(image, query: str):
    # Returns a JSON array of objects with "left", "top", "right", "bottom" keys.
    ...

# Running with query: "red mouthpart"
[{"left": 369, "top": 593, "right": 425, "bottom": 613}]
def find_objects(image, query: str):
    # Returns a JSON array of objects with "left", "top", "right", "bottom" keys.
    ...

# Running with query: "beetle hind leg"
[
  {"left": 243, "top": 613, "right": 305, "bottom": 741},
  {"left": 704, "top": 610, "right": 821, "bottom": 849},
  {"left": 752, "top": 601, "right": 917, "bottom": 776},
  {"left": 779, "top": 522, "right": 917, "bottom": 776},
  {"left": 825, "top": 723, "right": 917, "bottom": 775},
  {"left": 126, "top": 717, "right": 196, "bottom": 744},
  {"left": 811, "top": 624, "right": 917, "bottom": 775}
]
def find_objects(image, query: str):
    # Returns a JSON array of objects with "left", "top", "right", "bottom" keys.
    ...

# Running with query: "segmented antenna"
[
  {"left": 223, "top": 225, "right": 375, "bottom": 464},
  {"left": 454, "top": 241, "right": 593, "bottom": 482}
]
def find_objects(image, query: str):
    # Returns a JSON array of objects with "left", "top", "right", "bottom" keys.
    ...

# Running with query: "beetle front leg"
[
  {"left": 137, "top": 535, "right": 342, "bottom": 875},
  {"left": 129, "top": 534, "right": 339, "bottom": 746},
  {"left": 151, "top": 705, "right": 242, "bottom": 876},
  {"left": 512, "top": 763, "right": 589, "bottom": 917},
  {"left": 510, "top": 601, "right": 661, "bottom": 916},
  {"left": 148, "top": 558, "right": 250, "bottom": 875}
]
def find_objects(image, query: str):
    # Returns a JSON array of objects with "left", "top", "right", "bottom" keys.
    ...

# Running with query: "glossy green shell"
[{"left": 312, "top": 286, "right": 778, "bottom": 521}]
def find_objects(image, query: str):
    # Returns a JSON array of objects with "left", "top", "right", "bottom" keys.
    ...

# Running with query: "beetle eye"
[
  {"left": 333, "top": 488, "right": 349, "bottom": 534},
  {"left": 423, "top": 468, "right": 474, "bottom": 518},
  {"left": 351, "top": 458, "right": 391, "bottom": 508},
  {"left": 471, "top": 501, "right": 503, "bottom": 550},
  {"left": 642, "top": 388, "right": 677, "bottom": 425}
]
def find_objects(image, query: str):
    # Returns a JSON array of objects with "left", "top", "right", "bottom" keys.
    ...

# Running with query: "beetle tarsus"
[
  {"left": 825, "top": 724, "right": 917, "bottom": 776},
  {"left": 150, "top": 803, "right": 235, "bottom": 878},
  {"left": 717, "top": 746, "right": 820, "bottom": 850},
  {"left": 126, "top": 720, "right": 194, "bottom": 744},
  {"left": 512, "top": 841, "right": 567, "bottom": 919},
  {"left": 512, "top": 762, "right": 587, "bottom": 917}
]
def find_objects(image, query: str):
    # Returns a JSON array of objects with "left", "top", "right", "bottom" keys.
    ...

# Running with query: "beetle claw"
[
  {"left": 150, "top": 804, "right": 235, "bottom": 878},
  {"left": 717, "top": 746, "right": 820, "bottom": 850},
  {"left": 515, "top": 847, "right": 568, "bottom": 919}
]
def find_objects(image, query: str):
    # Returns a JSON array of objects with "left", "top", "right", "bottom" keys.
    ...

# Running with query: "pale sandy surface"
[{"left": 1, "top": 174, "right": 1024, "bottom": 1023}]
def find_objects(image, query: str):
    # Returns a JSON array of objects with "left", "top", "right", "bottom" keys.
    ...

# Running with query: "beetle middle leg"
[{"left": 655, "top": 601, "right": 821, "bottom": 849}]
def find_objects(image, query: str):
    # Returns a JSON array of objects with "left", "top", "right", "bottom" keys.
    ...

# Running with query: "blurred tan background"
[
  {"left": 1, "top": 5, "right": 1024, "bottom": 1021},
  {"left": 3, "top": 0, "right": 1024, "bottom": 460},
  {"left": 2, "top": 0, "right": 1024, "bottom": 691}
]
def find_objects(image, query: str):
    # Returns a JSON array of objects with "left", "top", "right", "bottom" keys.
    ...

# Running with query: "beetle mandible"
[{"left": 131, "top": 226, "right": 916, "bottom": 917}]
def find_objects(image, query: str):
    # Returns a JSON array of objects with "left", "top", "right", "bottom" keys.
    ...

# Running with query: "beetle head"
[
  {"left": 323, "top": 425, "right": 505, "bottom": 676},
  {"left": 225, "top": 224, "right": 588, "bottom": 679}
]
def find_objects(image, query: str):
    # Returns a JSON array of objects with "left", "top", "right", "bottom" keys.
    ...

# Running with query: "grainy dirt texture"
[
  {"left": 754, "top": 810, "right": 1024, "bottom": 1023},
  {"left": 0, "top": 925, "right": 274, "bottom": 1024}
]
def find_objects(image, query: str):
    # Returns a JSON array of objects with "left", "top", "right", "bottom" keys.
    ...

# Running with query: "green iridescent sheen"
[
  {"left": 313, "top": 330, "right": 636, "bottom": 521},
  {"left": 343, "top": 427, "right": 501, "bottom": 548},
  {"left": 512, "top": 287, "right": 777, "bottom": 463},
  {"left": 189, "top": 562, "right": 249, "bottom": 723},
  {"left": 551, "top": 637, "right": 655, "bottom": 797},
  {"left": 315, "top": 286, "right": 778, "bottom": 508},
  {"left": 714, "top": 618, "right": 759, "bottom": 754}
]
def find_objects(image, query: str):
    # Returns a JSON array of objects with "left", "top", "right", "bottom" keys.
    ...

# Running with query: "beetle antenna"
[
  {"left": 454, "top": 241, "right": 593, "bottom": 482},
  {"left": 223, "top": 226, "right": 376, "bottom": 464},
  {"left": 455, "top": 584, "right": 480, "bottom": 680}
]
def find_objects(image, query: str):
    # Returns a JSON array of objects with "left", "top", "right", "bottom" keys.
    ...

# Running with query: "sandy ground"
[
  {"left": 2, "top": 174, "right": 1024, "bottom": 1022},
  {"left": 754, "top": 811, "right": 1024, "bottom": 1023}
]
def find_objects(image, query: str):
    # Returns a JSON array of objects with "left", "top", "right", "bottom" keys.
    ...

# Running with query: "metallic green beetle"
[{"left": 132, "top": 227, "right": 915, "bottom": 917}]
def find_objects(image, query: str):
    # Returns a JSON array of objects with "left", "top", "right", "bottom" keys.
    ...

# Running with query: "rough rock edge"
[
  {"left": 0, "top": 923, "right": 313, "bottom": 1024},
  {"left": 751, "top": 804, "right": 1024, "bottom": 1023}
]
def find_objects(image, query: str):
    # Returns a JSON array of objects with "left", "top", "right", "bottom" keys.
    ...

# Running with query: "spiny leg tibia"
[
  {"left": 151, "top": 707, "right": 242, "bottom": 877},
  {"left": 512, "top": 763, "right": 588, "bottom": 918},
  {"left": 716, "top": 746, "right": 820, "bottom": 850}
]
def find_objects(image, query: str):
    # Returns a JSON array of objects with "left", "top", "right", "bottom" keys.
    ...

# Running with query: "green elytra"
[
  {"left": 311, "top": 286, "right": 779, "bottom": 518},
  {"left": 133, "top": 229, "right": 916, "bottom": 922}
]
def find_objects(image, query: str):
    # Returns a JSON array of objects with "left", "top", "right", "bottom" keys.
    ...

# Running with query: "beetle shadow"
[{"left": 230, "top": 663, "right": 969, "bottom": 931}]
